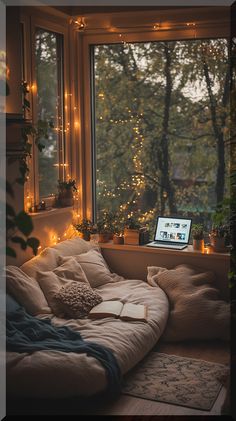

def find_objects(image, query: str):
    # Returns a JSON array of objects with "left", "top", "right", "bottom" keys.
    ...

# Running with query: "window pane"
[
  {"left": 93, "top": 39, "right": 230, "bottom": 233},
  {"left": 35, "top": 28, "right": 64, "bottom": 199}
]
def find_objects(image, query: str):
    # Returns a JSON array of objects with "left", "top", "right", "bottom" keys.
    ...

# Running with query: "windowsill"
[
  {"left": 99, "top": 242, "right": 230, "bottom": 260},
  {"left": 28, "top": 206, "right": 73, "bottom": 220}
]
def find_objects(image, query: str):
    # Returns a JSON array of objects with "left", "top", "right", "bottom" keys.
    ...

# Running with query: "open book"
[{"left": 89, "top": 301, "right": 148, "bottom": 322}]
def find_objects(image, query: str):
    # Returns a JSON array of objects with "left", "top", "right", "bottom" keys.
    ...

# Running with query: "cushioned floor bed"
[{"left": 6, "top": 239, "right": 169, "bottom": 398}]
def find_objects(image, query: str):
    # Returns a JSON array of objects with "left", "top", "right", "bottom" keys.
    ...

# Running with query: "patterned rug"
[{"left": 122, "top": 352, "right": 229, "bottom": 411}]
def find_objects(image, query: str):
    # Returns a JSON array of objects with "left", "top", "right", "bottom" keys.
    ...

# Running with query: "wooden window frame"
[
  {"left": 79, "top": 7, "right": 230, "bottom": 220},
  {"left": 21, "top": 9, "right": 73, "bottom": 211}
]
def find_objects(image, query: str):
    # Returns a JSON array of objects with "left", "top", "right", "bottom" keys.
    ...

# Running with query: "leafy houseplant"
[
  {"left": 191, "top": 224, "right": 204, "bottom": 252},
  {"left": 57, "top": 179, "right": 77, "bottom": 207},
  {"left": 209, "top": 225, "right": 228, "bottom": 252},
  {"left": 210, "top": 201, "right": 230, "bottom": 252},
  {"left": 74, "top": 218, "right": 93, "bottom": 241},
  {"left": 124, "top": 217, "right": 141, "bottom": 245},
  {"left": 97, "top": 212, "right": 115, "bottom": 243},
  {"left": 6, "top": 81, "right": 52, "bottom": 258}
]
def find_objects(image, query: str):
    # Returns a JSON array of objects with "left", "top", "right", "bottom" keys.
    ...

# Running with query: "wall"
[{"left": 100, "top": 244, "right": 230, "bottom": 300}]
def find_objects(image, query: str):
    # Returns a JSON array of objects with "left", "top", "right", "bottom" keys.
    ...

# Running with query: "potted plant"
[
  {"left": 97, "top": 219, "right": 111, "bottom": 243},
  {"left": 210, "top": 202, "right": 230, "bottom": 252},
  {"left": 57, "top": 179, "right": 77, "bottom": 207},
  {"left": 191, "top": 224, "right": 204, "bottom": 252},
  {"left": 124, "top": 217, "right": 141, "bottom": 245},
  {"left": 74, "top": 218, "right": 93, "bottom": 241},
  {"left": 97, "top": 212, "right": 115, "bottom": 243},
  {"left": 209, "top": 225, "right": 228, "bottom": 252}
]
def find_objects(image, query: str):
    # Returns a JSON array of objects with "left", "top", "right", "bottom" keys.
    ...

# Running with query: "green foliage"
[
  {"left": 97, "top": 212, "right": 116, "bottom": 234},
  {"left": 75, "top": 219, "right": 93, "bottom": 234},
  {"left": 94, "top": 39, "right": 230, "bottom": 234},
  {"left": 191, "top": 224, "right": 204, "bottom": 240},
  {"left": 6, "top": 80, "right": 53, "bottom": 258},
  {"left": 58, "top": 179, "right": 77, "bottom": 192},
  {"left": 211, "top": 198, "right": 230, "bottom": 239},
  {"left": 124, "top": 216, "right": 141, "bottom": 230}
]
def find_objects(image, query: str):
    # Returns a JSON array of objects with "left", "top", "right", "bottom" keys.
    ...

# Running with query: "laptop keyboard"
[{"left": 147, "top": 242, "right": 186, "bottom": 249}]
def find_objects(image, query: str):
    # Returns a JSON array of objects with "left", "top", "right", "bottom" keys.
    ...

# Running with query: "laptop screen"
[{"left": 154, "top": 216, "right": 192, "bottom": 244}]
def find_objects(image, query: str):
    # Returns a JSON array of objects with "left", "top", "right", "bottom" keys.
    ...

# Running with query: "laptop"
[{"left": 146, "top": 216, "right": 192, "bottom": 250}]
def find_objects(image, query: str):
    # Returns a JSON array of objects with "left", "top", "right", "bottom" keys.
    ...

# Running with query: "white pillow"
[
  {"left": 53, "top": 257, "right": 90, "bottom": 285},
  {"left": 37, "top": 258, "right": 89, "bottom": 316},
  {"left": 58, "top": 249, "right": 114, "bottom": 288},
  {"left": 6, "top": 266, "right": 51, "bottom": 315},
  {"left": 51, "top": 236, "right": 98, "bottom": 257},
  {"left": 20, "top": 247, "right": 60, "bottom": 279}
]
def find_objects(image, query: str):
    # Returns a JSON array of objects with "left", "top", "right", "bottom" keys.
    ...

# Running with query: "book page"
[
  {"left": 89, "top": 300, "right": 123, "bottom": 318},
  {"left": 120, "top": 303, "right": 147, "bottom": 321}
]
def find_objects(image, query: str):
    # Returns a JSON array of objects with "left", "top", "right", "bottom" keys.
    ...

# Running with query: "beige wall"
[
  {"left": 7, "top": 208, "right": 74, "bottom": 267},
  {"left": 101, "top": 245, "right": 230, "bottom": 301}
]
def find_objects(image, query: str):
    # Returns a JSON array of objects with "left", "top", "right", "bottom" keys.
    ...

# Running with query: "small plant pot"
[
  {"left": 209, "top": 235, "right": 226, "bottom": 252},
  {"left": 193, "top": 239, "right": 204, "bottom": 252},
  {"left": 58, "top": 190, "right": 73, "bottom": 207},
  {"left": 113, "top": 235, "right": 124, "bottom": 245},
  {"left": 98, "top": 233, "right": 110, "bottom": 243},
  {"left": 124, "top": 228, "right": 140, "bottom": 245}
]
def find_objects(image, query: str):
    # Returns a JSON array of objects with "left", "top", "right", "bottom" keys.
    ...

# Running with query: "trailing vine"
[{"left": 6, "top": 81, "right": 53, "bottom": 258}]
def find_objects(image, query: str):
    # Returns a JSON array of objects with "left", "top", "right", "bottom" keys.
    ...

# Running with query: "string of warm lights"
[{"left": 70, "top": 17, "right": 199, "bottom": 40}]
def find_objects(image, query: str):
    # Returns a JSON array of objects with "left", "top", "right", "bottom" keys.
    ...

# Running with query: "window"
[
  {"left": 92, "top": 39, "right": 230, "bottom": 231},
  {"left": 35, "top": 28, "right": 65, "bottom": 199}
]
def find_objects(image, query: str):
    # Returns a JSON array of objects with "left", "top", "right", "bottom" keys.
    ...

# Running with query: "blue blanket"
[{"left": 7, "top": 305, "right": 122, "bottom": 397}]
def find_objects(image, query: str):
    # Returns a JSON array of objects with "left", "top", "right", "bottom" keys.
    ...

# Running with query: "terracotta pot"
[
  {"left": 193, "top": 239, "right": 204, "bottom": 252},
  {"left": 124, "top": 228, "right": 140, "bottom": 245},
  {"left": 209, "top": 235, "right": 226, "bottom": 252},
  {"left": 113, "top": 235, "right": 124, "bottom": 245},
  {"left": 98, "top": 233, "right": 110, "bottom": 243}
]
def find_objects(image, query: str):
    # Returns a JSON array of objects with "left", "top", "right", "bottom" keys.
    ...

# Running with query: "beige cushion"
[
  {"left": 37, "top": 258, "right": 89, "bottom": 316},
  {"left": 54, "top": 282, "right": 103, "bottom": 318},
  {"left": 147, "top": 264, "right": 230, "bottom": 341},
  {"left": 58, "top": 249, "right": 114, "bottom": 288},
  {"left": 6, "top": 266, "right": 51, "bottom": 315},
  {"left": 20, "top": 247, "right": 60, "bottom": 279},
  {"left": 53, "top": 257, "right": 90, "bottom": 285},
  {"left": 51, "top": 236, "right": 98, "bottom": 257}
]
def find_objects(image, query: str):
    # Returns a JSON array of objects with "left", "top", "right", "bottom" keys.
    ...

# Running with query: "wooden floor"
[{"left": 8, "top": 339, "right": 229, "bottom": 417}]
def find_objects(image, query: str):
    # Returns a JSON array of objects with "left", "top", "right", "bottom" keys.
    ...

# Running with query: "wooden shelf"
[{"left": 99, "top": 242, "right": 230, "bottom": 260}]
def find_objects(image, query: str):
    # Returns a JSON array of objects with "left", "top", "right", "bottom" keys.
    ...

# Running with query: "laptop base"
[{"left": 146, "top": 242, "right": 188, "bottom": 250}]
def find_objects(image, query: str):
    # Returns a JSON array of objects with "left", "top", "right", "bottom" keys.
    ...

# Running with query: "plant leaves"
[
  {"left": 6, "top": 246, "right": 16, "bottom": 258},
  {"left": 11, "top": 236, "right": 27, "bottom": 250},
  {"left": 37, "top": 143, "right": 45, "bottom": 152},
  {"left": 15, "top": 211, "right": 33, "bottom": 236},
  {"left": 27, "top": 237, "right": 40, "bottom": 255}
]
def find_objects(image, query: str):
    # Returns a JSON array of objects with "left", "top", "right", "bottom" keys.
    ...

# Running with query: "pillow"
[
  {"left": 51, "top": 236, "right": 98, "bottom": 257},
  {"left": 6, "top": 266, "right": 51, "bottom": 315},
  {"left": 37, "top": 259, "right": 89, "bottom": 316},
  {"left": 53, "top": 257, "right": 90, "bottom": 285},
  {"left": 54, "top": 282, "right": 103, "bottom": 318},
  {"left": 58, "top": 249, "right": 115, "bottom": 288},
  {"left": 20, "top": 247, "right": 60, "bottom": 279},
  {"left": 147, "top": 264, "right": 230, "bottom": 342}
]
